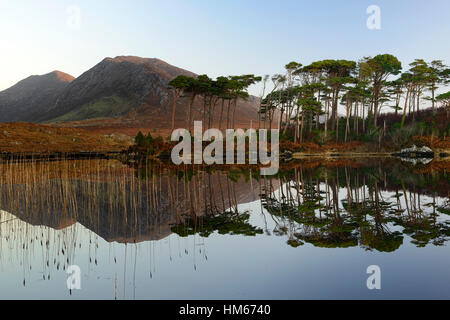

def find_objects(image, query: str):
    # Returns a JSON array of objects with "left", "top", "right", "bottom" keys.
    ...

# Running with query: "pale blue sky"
[{"left": 1, "top": 0, "right": 449, "bottom": 96}]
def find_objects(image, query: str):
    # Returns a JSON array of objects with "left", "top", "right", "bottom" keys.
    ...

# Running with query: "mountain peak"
[
  {"left": 50, "top": 70, "right": 75, "bottom": 82},
  {"left": 104, "top": 56, "right": 165, "bottom": 65},
  {"left": 93, "top": 56, "right": 197, "bottom": 82},
  {"left": 0, "top": 56, "right": 258, "bottom": 127},
  {"left": 0, "top": 71, "right": 74, "bottom": 123}
]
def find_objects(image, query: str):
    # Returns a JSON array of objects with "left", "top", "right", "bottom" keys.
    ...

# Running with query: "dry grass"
[
  {"left": 281, "top": 140, "right": 365, "bottom": 152},
  {"left": 413, "top": 136, "right": 450, "bottom": 149},
  {"left": 0, "top": 122, "right": 132, "bottom": 153},
  {"left": 50, "top": 117, "right": 257, "bottom": 138}
]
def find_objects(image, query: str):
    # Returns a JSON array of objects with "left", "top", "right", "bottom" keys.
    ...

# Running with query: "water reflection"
[
  {"left": 0, "top": 160, "right": 261, "bottom": 243},
  {"left": 0, "top": 158, "right": 448, "bottom": 298},
  {"left": 259, "top": 163, "right": 450, "bottom": 251}
]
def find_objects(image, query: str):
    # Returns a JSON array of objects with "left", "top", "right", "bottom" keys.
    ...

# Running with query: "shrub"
[
  {"left": 388, "top": 123, "right": 419, "bottom": 148},
  {"left": 312, "top": 129, "right": 334, "bottom": 145}
]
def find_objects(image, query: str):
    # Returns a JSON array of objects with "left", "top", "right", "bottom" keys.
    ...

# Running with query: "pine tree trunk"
[
  {"left": 300, "top": 112, "right": 304, "bottom": 143},
  {"left": 232, "top": 99, "right": 237, "bottom": 129},
  {"left": 401, "top": 87, "right": 410, "bottom": 128},
  {"left": 171, "top": 91, "right": 179, "bottom": 133},
  {"left": 219, "top": 99, "right": 224, "bottom": 131},
  {"left": 187, "top": 93, "right": 195, "bottom": 134}
]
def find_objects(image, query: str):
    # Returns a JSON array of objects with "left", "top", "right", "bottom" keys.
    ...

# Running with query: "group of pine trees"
[
  {"left": 169, "top": 54, "right": 450, "bottom": 144},
  {"left": 262, "top": 54, "right": 450, "bottom": 143},
  {"left": 168, "top": 74, "right": 261, "bottom": 133}
]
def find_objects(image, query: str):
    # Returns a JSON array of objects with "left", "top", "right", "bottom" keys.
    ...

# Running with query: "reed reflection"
[{"left": 0, "top": 158, "right": 448, "bottom": 293}]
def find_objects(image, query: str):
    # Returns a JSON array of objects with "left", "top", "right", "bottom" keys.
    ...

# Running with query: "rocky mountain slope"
[
  {"left": 0, "top": 71, "right": 74, "bottom": 122},
  {"left": 0, "top": 56, "right": 261, "bottom": 132},
  {"left": 42, "top": 56, "right": 198, "bottom": 122}
]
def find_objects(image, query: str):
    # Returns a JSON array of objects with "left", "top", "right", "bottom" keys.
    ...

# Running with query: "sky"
[{"left": 1, "top": 0, "right": 449, "bottom": 97}]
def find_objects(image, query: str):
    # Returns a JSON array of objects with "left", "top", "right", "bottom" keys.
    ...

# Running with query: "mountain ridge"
[
  {"left": 0, "top": 56, "right": 260, "bottom": 133},
  {"left": 43, "top": 55, "right": 198, "bottom": 122},
  {"left": 0, "top": 71, "right": 74, "bottom": 122}
]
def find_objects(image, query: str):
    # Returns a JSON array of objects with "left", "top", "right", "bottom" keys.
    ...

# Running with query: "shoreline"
[
  {"left": 291, "top": 152, "right": 393, "bottom": 159},
  {"left": 0, "top": 149, "right": 448, "bottom": 164},
  {"left": 0, "top": 151, "right": 123, "bottom": 162},
  {"left": 292, "top": 151, "right": 449, "bottom": 160}
]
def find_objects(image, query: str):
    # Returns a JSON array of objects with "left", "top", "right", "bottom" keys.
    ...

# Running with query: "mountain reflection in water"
[{"left": 0, "top": 158, "right": 448, "bottom": 299}]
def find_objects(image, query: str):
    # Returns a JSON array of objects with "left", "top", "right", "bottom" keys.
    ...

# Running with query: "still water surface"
[{"left": 0, "top": 158, "right": 449, "bottom": 299}]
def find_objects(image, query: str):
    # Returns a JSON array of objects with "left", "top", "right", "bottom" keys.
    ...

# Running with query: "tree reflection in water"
[
  {"left": 257, "top": 161, "right": 450, "bottom": 251},
  {"left": 0, "top": 158, "right": 448, "bottom": 294}
]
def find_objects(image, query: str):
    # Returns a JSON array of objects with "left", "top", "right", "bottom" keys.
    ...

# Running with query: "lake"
[{"left": 0, "top": 158, "right": 449, "bottom": 299}]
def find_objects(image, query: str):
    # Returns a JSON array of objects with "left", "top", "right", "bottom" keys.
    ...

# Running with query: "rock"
[
  {"left": 392, "top": 144, "right": 435, "bottom": 160},
  {"left": 400, "top": 157, "right": 433, "bottom": 165},
  {"left": 282, "top": 150, "right": 293, "bottom": 162},
  {"left": 418, "top": 146, "right": 433, "bottom": 153},
  {"left": 400, "top": 145, "right": 433, "bottom": 154}
]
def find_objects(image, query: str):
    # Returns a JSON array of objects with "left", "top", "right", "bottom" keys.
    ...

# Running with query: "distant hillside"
[
  {"left": 0, "top": 56, "right": 261, "bottom": 132},
  {"left": 43, "top": 56, "right": 198, "bottom": 122},
  {"left": 0, "top": 71, "right": 74, "bottom": 122}
]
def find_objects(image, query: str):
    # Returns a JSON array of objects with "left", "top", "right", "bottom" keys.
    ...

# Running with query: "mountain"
[
  {"left": 0, "top": 56, "right": 261, "bottom": 133},
  {"left": 42, "top": 56, "right": 198, "bottom": 122},
  {"left": 0, "top": 71, "right": 74, "bottom": 122}
]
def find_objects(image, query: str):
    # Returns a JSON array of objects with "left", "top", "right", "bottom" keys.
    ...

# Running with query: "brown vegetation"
[
  {"left": 280, "top": 140, "right": 364, "bottom": 152},
  {"left": 0, "top": 122, "right": 132, "bottom": 153},
  {"left": 413, "top": 136, "right": 450, "bottom": 149}
]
